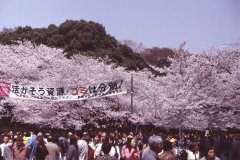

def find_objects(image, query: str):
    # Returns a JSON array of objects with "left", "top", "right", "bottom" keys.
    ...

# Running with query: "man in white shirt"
[{"left": 0, "top": 136, "right": 9, "bottom": 157}]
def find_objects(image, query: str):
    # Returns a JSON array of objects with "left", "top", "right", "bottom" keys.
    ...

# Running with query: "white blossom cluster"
[{"left": 0, "top": 41, "right": 239, "bottom": 130}]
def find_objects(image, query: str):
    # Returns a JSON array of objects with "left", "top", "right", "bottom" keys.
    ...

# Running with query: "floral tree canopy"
[{"left": 0, "top": 41, "right": 239, "bottom": 130}]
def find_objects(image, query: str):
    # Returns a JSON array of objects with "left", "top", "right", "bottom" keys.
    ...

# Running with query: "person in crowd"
[
  {"left": 0, "top": 134, "right": 3, "bottom": 145},
  {"left": 75, "top": 130, "right": 88, "bottom": 160},
  {"left": 58, "top": 134, "right": 68, "bottom": 160},
  {"left": 229, "top": 134, "right": 240, "bottom": 160},
  {"left": 179, "top": 149, "right": 188, "bottom": 160},
  {"left": 89, "top": 133, "right": 101, "bottom": 160},
  {"left": 45, "top": 135, "right": 60, "bottom": 160},
  {"left": 137, "top": 138, "right": 145, "bottom": 160},
  {"left": 94, "top": 132, "right": 108, "bottom": 159},
  {"left": 0, "top": 136, "right": 9, "bottom": 158},
  {"left": 3, "top": 138, "right": 13, "bottom": 160},
  {"left": 199, "top": 146, "right": 220, "bottom": 160},
  {"left": 186, "top": 143, "right": 200, "bottom": 160},
  {"left": 66, "top": 135, "right": 78, "bottom": 160},
  {"left": 23, "top": 132, "right": 31, "bottom": 145},
  {"left": 159, "top": 140, "right": 176, "bottom": 160},
  {"left": 82, "top": 132, "right": 90, "bottom": 143},
  {"left": 108, "top": 135, "right": 120, "bottom": 160},
  {"left": 0, "top": 149, "right": 2, "bottom": 160},
  {"left": 82, "top": 132, "right": 95, "bottom": 160},
  {"left": 220, "top": 133, "right": 233, "bottom": 160},
  {"left": 2, "top": 127, "right": 240, "bottom": 160},
  {"left": 170, "top": 138, "right": 181, "bottom": 158},
  {"left": 123, "top": 137, "right": 140, "bottom": 160},
  {"left": 120, "top": 135, "right": 132, "bottom": 160},
  {"left": 35, "top": 135, "right": 49, "bottom": 160},
  {"left": 140, "top": 134, "right": 150, "bottom": 159},
  {"left": 8, "top": 132, "right": 14, "bottom": 141},
  {"left": 12, "top": 136, "right": 29, "bottom": 160},
  {"left": 28, "top": 129, "right": 38, "bottom": 160},
  {"left": 142, "top": 136, "right": 163, "bottom": 160},
  {"left": 115, "top": 134, "right": 124, "bottom": 159},
  {"left": 213, "top": 135, "right": 221, "bottom": 158},
  {"left": 96, "top": 140, "right": 117, "bottom": 160}
]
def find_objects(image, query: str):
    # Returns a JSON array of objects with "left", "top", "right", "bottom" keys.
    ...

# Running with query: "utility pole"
[
  {"left": 130, "top": 74, "right": 134, "bottom": 133},
  {"left": 131, "top": 74, "right": 133, "bottom": 114}
]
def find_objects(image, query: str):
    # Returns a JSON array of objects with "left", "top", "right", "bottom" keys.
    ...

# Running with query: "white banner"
[{"left": 0, "top": 80, "right": 127, "bottom": 101}]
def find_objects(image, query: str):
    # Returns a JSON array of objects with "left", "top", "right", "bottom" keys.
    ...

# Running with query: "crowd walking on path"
[{"left": 0, "top": 128, "right": 240, "bottom": 160}]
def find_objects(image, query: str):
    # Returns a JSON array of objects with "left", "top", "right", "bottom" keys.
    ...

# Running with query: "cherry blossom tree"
[
  {"left": 154, "top": 42, "right": 240, "bottom": 130},
  {"left": 0, "top": 41, "right": 239, "bottom": 130}
]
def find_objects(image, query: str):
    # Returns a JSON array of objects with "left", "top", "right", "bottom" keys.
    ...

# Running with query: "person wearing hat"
[
  {"left": 170, "top": 138, "right": 182, "bottom": 157},
  {"left": 12, "top": 136, "right": 29, "bottom": 160}
]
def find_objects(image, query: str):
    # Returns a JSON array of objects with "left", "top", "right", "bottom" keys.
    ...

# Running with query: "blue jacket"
[{"left": 28, "top": 135, "right": 37, "bottom": 160}]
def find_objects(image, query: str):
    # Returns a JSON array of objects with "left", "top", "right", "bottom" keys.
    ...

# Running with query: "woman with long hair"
[
  {"left": 66, "top": 135, "right": 78, "bottom": 160},
  {"left": 108, "top": 135, "right": 120, "bottom": 160},
  {"left": 124, "top": 137, "right": 140, "bottom": 160}
]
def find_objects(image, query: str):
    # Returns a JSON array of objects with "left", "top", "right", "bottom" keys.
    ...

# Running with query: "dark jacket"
[{"left": 229, "top": 140, "right": 240, "bottom": 160}]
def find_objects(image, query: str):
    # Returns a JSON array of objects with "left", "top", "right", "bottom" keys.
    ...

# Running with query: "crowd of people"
[{"left": 0, "top": 128, "right": 240, "bottom": 160}]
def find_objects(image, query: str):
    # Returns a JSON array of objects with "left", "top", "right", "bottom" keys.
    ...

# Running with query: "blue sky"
[{"left": 0, "top": 0, "right": 239, "bottom": 53}]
